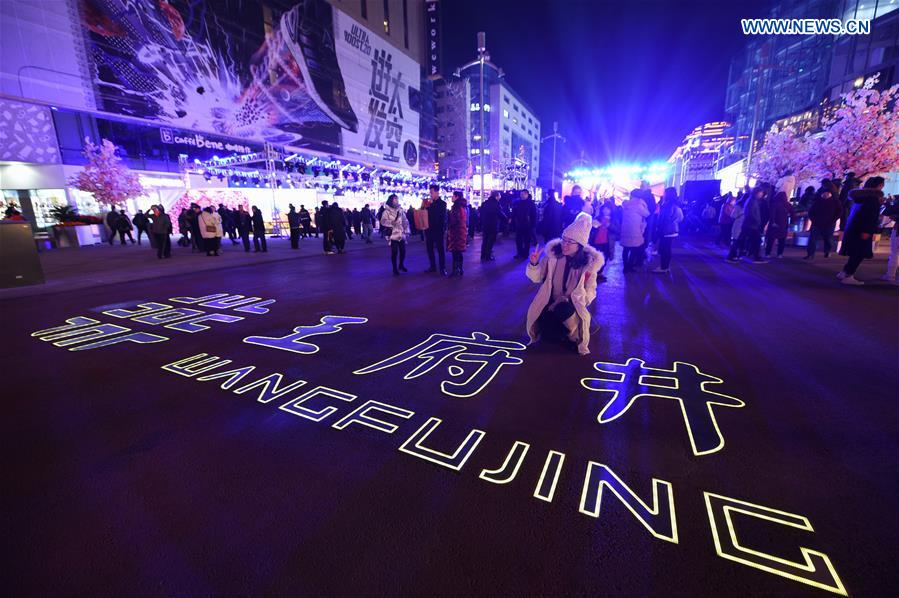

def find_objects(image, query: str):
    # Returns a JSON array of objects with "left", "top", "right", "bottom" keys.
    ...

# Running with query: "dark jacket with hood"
[
  {"left": 839, "top": 188, "right": 883, "bottom": 258},
  {"left": 511, "top": 197, "right": 537, "bottom": 233}
]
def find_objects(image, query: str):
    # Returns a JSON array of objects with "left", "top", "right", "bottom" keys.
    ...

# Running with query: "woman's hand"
[{"left": 529, "top": 243, "right": 543, "bottom": 265}]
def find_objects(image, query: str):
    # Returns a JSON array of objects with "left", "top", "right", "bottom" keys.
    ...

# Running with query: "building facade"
[
  {"left": 435, "top": 63, "right": 540, "bottom": 191},
  {"left": 719, "top": 0, "right": 898, "bottom": 171},
  {"left": 0, "top": 0, "right": 435, "bottom": 227},
  {"left": 667, "top": 122, "right": 734, "bottom": 190}
]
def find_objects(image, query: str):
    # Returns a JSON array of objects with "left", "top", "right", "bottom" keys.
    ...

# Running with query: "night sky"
[{"left": 441, "top": 0, "right": 774, "bottom": 181}]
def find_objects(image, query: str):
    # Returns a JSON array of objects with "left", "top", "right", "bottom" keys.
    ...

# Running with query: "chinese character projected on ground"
[
  {"left": 30, "top": 293, "right": 273, "bottom": 352},
  {"left": 244, "top": 316, "right": 368, "bottom": 354},
  {"left": 364, "top": 48, "right": 405, "bottom": 163},
  {"left": 354, "top": 332, "right": 526, "bottom": 398},
  {"left": 580, "top": 358, "right": 745, "bottom": 456}
]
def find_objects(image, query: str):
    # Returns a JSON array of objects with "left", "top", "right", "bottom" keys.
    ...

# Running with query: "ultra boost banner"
[{"left": 82, "top": 0, "right": 421, "bottom": 169}]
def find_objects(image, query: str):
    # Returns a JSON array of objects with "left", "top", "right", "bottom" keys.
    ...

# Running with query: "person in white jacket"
[
  {"left": 379, "top": 194, "right": 410, "bottom": 275},
  {"left": 198, "top": 206, "right": 223, "bottom": 256},
  {"left": 525, "top": 212, "right": 604, "bottom": 355},
  {"left": 620, "top": 189, "right": 650, "bottom": 272}
]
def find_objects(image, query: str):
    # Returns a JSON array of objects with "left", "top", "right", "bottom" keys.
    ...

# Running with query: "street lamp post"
[{"left": 541, "top": 121, "right": 566, "bottom": 193}]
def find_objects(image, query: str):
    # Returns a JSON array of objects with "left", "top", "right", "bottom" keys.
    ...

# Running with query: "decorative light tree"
[
  {"left": 69, "top": 139, "right": 144, "bottom": 208},
  {"left": 751, "top": 125, "right": 814, "bottom": 187},
  {"left": 811, "top": 75, "right": 899, "bottom": 180}
]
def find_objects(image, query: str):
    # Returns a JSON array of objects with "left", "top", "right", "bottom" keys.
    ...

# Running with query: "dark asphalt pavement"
[{"left": 3, "top": 234, "right": 897, "bottom": 596}]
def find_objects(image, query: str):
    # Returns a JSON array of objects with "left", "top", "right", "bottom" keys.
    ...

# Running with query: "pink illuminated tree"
[
  {"left": 69, "top": 139, "right": 144, "bottom": 207},
  {"left": 751, "top": 125, "right": 814, "bottom": 185},
  {"left": 811, "top": 75, "right": 899, "bottom": 179}
]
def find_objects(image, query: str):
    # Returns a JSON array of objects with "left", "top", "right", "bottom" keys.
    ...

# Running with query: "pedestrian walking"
[
  {"left": 199, "top": 205, "right": 223, "bottom": 256},
  {"left": 637, "top": 181, "right": 657, "bottom": 263},
  {"left": 620, "top": 189, "right": 650, "bottom": 272},
  {"left": 480, "top": 190, "right": 503, "bottom": 261},
  {"left": 177, "top": 208, "right": 191, "bottom": 247},
  {"left": 423, "top": 184, "right": 448, "bottom": 274},
  {"left": 132, "top": 209, "right": 150, "bottom": 245},
  {"left": 837, "top": 177, "right": 885, "bottom": 285},
  {"left": 105, "top": 207, "right": 120, "bottom": 246},
  {"left": 881, "top": 196, "right": 899, "bottom": 284},
  {"left": 188, "top": 203, "right": 202, "bottom": 252},
  {"left": 447, "top": 191, "right": 468, "bottom": 276},
  {"left": 725, "top": 192, "right": 748, "bottom": 263},
  {"left": 539, "top": 190, "right": 564, "bottom": 243},
  {"left": 317, "top": 202, "right": 333, "bottom": 253},
  {"left": 218, "top": 203, "right": 237, "bottom": 245},
  {"left": 716, "top": 194, "right": 736, "bottom": 246},
  {"left": 512, "top": 189, "right": 537, "bottom": 259},
  {"left": 116, "top": 210, "right": 136, "bottom": 245},
  {"left": 329, "top": 202, "right": 347, "bottom": 254},
  {"left": 361, "top": 204, "right": 374, "bottom": 243},
  {"left": 287, "top": 204, "right": 301, "bottom": 249},
  {"left": 299, "top": 205, "right": 313, "bottom": 238},
  {"left": 525, "top": 212, "right": 603, "bottom": 356},
  {"left": 147, "top": 205, "right": 172, "bottom": 259},
  {"left": 653, "top": 187, "right": 684, "bottom": 273},
  {"left": 380, "top": 194, "right": 410, "bottom": 275},
  {"left": 804, "top": 187, "right": 841, "bottom": 259},
  {"left": 251, "top": 205, "right": 267, "bottom": 252},
  {"left": 236, "top": 205, "right": 252, "bottom": 252},
  {"left": 764, "top": 191, "right": 793, "bottom": 258}
]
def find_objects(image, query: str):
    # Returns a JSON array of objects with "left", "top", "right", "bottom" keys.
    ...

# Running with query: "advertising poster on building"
[{"left": 81, "top": 0, "right": 421, "bottom": 170}]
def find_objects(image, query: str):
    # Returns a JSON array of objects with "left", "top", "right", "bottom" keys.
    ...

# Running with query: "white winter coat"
[
  {"left": 199, "top": 211, "right": 223, "bottom": 238},
  {"left": 525, "top": 239, "right": 604, "bottom": 355},
  {"left": 619, "top": 197, "right": 650, "bottom": 247},
  {"left": 380, "top": 204, "right": 409, "bottom": 242}
]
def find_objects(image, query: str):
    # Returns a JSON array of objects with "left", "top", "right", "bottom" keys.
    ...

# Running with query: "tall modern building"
[
  {"left": 719, "top": 0, "right": 899, "bottom": 171},
  {"left": 434, "top": 62, "right": 541, "bottom": 190}
]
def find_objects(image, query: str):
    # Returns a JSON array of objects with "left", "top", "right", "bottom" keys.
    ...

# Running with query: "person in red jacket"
[
  {"left": 446, "top": 191, "right": 469, "bottom": 277},
  {"left": 804, "top": 187, "right": 842, "bottom": 259}
]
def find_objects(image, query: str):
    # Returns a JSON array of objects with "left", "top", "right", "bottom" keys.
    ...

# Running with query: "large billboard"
[{"left": 81, "top": 0, "right": 421, "bottom": 170}]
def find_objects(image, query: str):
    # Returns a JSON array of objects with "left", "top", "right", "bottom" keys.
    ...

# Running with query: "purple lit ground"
[{"left": 3, "top": 233, "right": 897, "bottom": 596}]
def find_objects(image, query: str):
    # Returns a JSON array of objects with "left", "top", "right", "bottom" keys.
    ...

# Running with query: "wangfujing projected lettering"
[{"left": 160, "top": 351, "right": 847, "bottom": 596}]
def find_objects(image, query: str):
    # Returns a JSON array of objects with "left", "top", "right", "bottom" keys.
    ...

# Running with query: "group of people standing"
[
  {"left": 174, "top": 203, "right": 268, "bottom": 255},
  {"left": 716, "top": 175, "right": 894, "bottom": 285}
]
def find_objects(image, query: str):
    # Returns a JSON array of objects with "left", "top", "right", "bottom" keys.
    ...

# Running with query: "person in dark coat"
[
  {"left": 115, "top": 210, "right": 136, "bottom": 245},
  {"left": 468, "top": 202, "right": 479, "bottom": 239},
  {"left": 837, "top": 172, "right": 860, "bottom": 231},
  {"left": 188, "top": 203, "right": 202, "bottom": 252},
  {"left": 446, "top": 191, "right": 468, "bottom": 276},
  {"left": 480, "top": 190, "right": 503, "bottom": 261},
  {"left": 177, "top": 208, "right": 190, "bottom": 247},
  {"left": 562, "top": 186, "right": 585, "bottom": 228},
  {"left": 764, "top": 191, "right": 793, "bottom": 258},
  {"left": 299, "top": 205, "right": 313, "bottom": 238},
  {"left": 132, "top": 209, "right": 150, "bottom": 245},
  {"left": 234, "top": 205, "right": 252, "bottom": 252},
  {"left": 328, "top": 201, "right": 347, "bottom": 253},
  {"left": 511, "top": 189, "right": 538, "bottom": 259},
  {"left": 105, "top": 207, "right": 120, "bottom": 246},
  {"left": 251, "top": 205, "right": 267, "bottom": 252},
  {"left": 287, "top": 204, "right": 301, "bottom": 249},
  {"left": 218, "top": 203, "right": 237, "bottom": 244},
  {"left": 147, "top": 205, "right": 172, "bottom": 259},
  {"left": 317, "top": 201, "right": 332, "bottom": 253},
  {"left": 837, "top": 177, "right": 885, "bottom": 285},
  {"left": 351, "top": 208, "right": 362, "bottom": 237},
  {"left": 361, "top": 204, "right": 374, "bottom": 243},
  {"left": 804, "top": 187, "right": 841, "bottom": 259},
  {"left": 739, "top": 187, "right": 767, "bottom": 263},
  {"left": 423, "top": 184, "right": 448, "bottom": 274},
  {"left": 540, "top": 190, "right": 564, "bottom": 243},
  {"left": 798, "top": 186, "right": 816, "bottom": 211}
]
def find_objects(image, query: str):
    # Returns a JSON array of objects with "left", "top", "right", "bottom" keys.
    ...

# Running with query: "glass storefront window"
[{"left": 30, "top": 189, "right": 68, "bottom": 228}]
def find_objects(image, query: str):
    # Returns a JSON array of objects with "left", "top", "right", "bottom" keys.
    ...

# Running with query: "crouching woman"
[{"left": 525, "top": 212, "right": 604, "bottom": 355}]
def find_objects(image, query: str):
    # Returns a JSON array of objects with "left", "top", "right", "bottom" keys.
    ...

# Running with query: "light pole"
[
  {"left": 454, "top": 32, "right": 503, "bottom": 202},
  {"left": 541, "top": 121, "right": 566, "bottom": 193}
]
